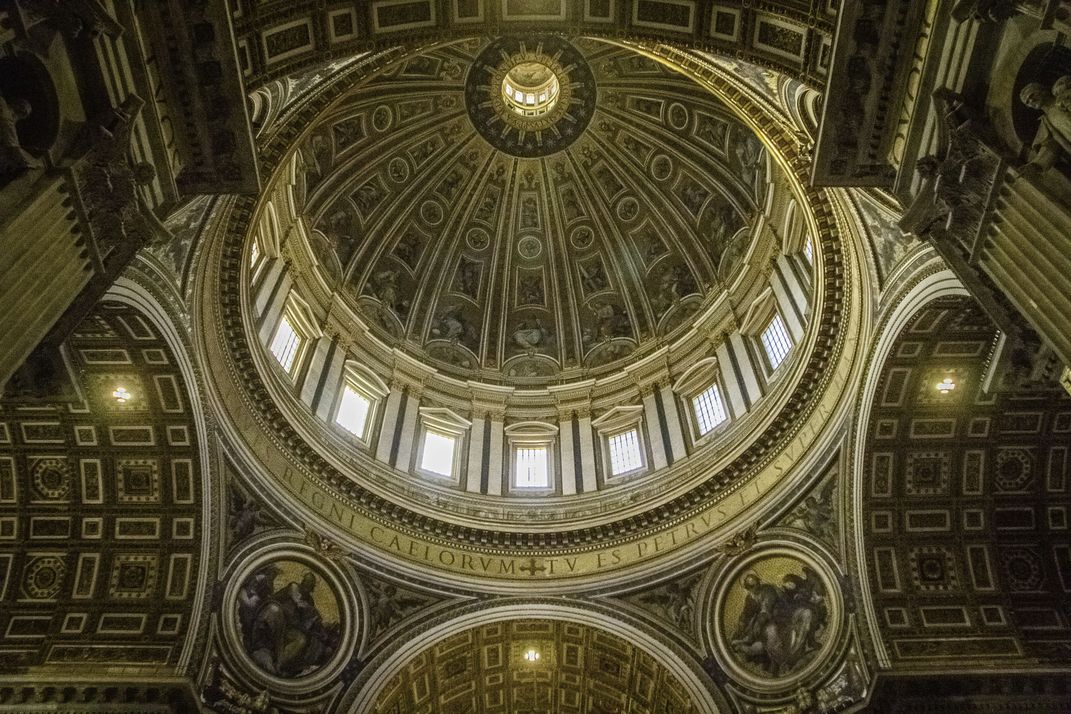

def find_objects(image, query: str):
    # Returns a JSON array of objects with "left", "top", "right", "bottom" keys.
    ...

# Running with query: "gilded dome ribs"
[
  {"left": 291, "top": 41, "right": 779, "bottom": 382},
  {"left": 563, "top": 140, "right": 651, "bottom": 353}
]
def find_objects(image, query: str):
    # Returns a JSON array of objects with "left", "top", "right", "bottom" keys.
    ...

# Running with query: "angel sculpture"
[
  {"left": 303, "top": 529, "right": 346, "bottom": 562},
  {"left": 366, "top": 581, "right": 426, "bottom": 634},
  {"left": 228, "top": 486, "right": 273, "bottom": 543},
  {"left": 638, "top": 576, "right": 699, "bottom": 630}
]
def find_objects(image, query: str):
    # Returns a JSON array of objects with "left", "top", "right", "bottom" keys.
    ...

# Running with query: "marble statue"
[
  {"left": 1020, "top": 77, "right": 1071, "bottom": 173},
  {"left": 0, "top": 96, "right": 42, "bottom": 174}
]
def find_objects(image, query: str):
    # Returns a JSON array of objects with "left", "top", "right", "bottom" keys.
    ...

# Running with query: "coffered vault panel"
[
  {"left": 232, "top": 0, "right": 837, "bottom": 89},
  {"left": 370, "top": 619, "right": 698, "bottom": 713},
  {"left": 298, "top": 40, "right": 766, "bottom": 382},
  {"left": 0, "top": 302, "right": 203, "bottom": 670},
  {"left": 862, "top": 297, "right": 1071, "bottom": 666}
]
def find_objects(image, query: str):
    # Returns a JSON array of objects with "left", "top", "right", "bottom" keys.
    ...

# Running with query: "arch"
[
  {"left": 343, "top": 602, "right": 727, "bottom": 714},
  {"left": 107, "top": 276, "right": 219, "bottom": 671},
  {"left": 850, "top": 266, "right": 967, "bottom": 667},
  {"left": 853, "top": 272, "right": 1071, "bottom": 669},
  {"left": 0, "top": 278, "right": 214, "bottom": 674}
]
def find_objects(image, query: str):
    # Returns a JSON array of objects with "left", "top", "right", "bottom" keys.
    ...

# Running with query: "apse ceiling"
[{"left": 297, "top": 38, "right": 768, "bottom": 383}]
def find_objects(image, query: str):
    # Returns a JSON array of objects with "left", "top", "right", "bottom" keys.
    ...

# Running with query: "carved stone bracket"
[{"left": 898, "top": 90, "right": 1032, "bottom": 349}]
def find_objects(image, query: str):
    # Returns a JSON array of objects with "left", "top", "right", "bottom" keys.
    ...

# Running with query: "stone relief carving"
[
  {"left": 74, "top": 96, "right": 157, "bottom": 262},
  {"left": 951, "top": 0, "right": 1017, "bottom": 22},
  {"left": 227, "top": 484, "right": 275, "bottom": 545},
  {"left": 632, "top": 572, "right": 703, "bottom": 634},
  {"left": 364, "top": 578, "right": 437, "bottom": 638},
  {"left": 201, "top": 662, "right": 277, "bottom": 714},
  {"left": 781, "top": 479, "right": 837, "bottom": 544}
]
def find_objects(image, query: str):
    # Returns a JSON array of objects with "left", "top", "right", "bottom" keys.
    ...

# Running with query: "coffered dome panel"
[{"left": 297, "top": 39, "right": 768, "bottom": 385}]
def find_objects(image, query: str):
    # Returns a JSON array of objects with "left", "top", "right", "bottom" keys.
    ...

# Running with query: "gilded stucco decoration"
[
  {"left": 193, "top": 35, "right": 866, "bottom": 590},
  {"left": 861, "top": 297, "right": 1071, "bottom": 666}
]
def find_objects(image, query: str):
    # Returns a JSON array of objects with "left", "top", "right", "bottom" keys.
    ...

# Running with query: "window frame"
[
  {"left": 760, "top": 311, "right": 793, "bottom": 372},
  {"left": 269, "top": 312, "right": 305, "bottom": 378},
  {"left": 592, "top": 406, "right": 648, "bottom": 480},
  {"left": 606, "top": 427, "right": 645, "bottom": 477},
  {"left": 691, "top": 381, "right": 729, "bottom": 438},
  {"left": 418, "top": 428, "right": 459, "bottom": 479},
  {"left": 414, "top": 407, "right": 471, "bottom": 483},
  {"left": 332, "top": 362, "right": 388, "bottom": 446},
  {"left": 266, "top": 292, "right": 320, "bottom": 384},
  {"left": 673, "top": 358, "right": 733, "bottom": 445},
  {"left": 505, "top": 421, "right": 559, "bottom": 494}
]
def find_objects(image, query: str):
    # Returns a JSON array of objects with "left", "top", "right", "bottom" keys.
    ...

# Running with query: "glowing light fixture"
[
  {"left": 524, "top": 649, "right": 540, "bottom": 663},
  {"left": 112, "top": 387, "right": 131, "bottom": 404},
  {"left": 936, "top": 377, "right": 956, "bottom": 394}
]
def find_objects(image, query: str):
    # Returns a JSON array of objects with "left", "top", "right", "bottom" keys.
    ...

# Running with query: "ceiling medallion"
[{"left": 465, "top": 36, "right": 596, "bottom": 158}]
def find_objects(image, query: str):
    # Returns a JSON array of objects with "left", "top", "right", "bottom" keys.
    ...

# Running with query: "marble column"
[
  {"left": 577, "top": 411, "right": 598, "bottom": 493},
  {"left": 392, "top": 388, "right": 422, "bottom": 472},
  {"left": 374, "top": 382, "right": 404, "bottom": 465},
  {"left": 659, "top": 383, "right": 688, "bottom": 462}
]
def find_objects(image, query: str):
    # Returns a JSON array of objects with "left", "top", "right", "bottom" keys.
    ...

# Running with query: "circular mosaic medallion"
[
  {"left": 371, "top": 105, "right": 393, "bottom": 132},
  {"left": 420, "top": 199, "right": 444, "bottom": 225},
  {"left": 711, "top": 545, "right": 841, "bottom": 691},
  {"left": 570, "top": 226, "right": 594, "bottom": 250},
  {"left": 517, "top": 235, "right": 543, "bottom": 259},
  {"left": 24, "top": 556, "right": 66, "bottom": 599},
  {"left": 465, "top": 37, "right": 596, "bottom": 158},
  {"left": 650, "top": 154, "right": 673, "bottom": 182},
  {"left": 667, "top": 102, "right": 690, "bottom": 130},
  {"left": 229, "top": 554, "right": 352, "bottom": 683},
  {"left": 616, "top": 196, "right": 640, "bottom": 222},
  {"left": 387, "top": 157, "right": 410, "bottom": 184},
  {"left": 466, "top": 227, "right": 490, "bottom": 251}
]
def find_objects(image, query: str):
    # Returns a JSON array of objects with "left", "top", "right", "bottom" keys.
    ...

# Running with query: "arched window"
[{"left": 415, "top": 408, "right": 471, "bottom": 481}]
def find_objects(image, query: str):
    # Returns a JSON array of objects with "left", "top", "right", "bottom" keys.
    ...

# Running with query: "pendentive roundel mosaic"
[
  {"left": 234, "top": 558, "right": 343, "bottom": 679},
  {"left": 714, "top": 548, "right": 839, "bottom": 687}
]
